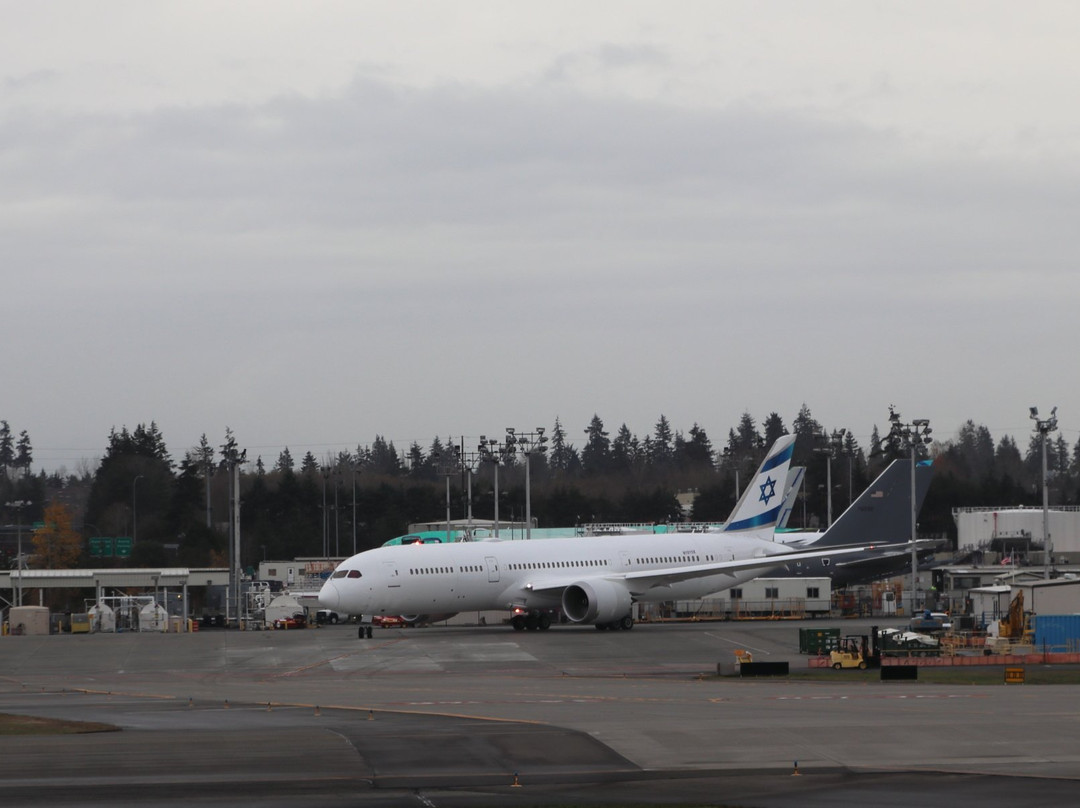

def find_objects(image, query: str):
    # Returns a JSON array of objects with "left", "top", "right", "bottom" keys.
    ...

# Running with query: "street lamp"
[
  {"left": 505, "top": 428, "right": 547, "bottom": 541},
  {"left": 885, "top": 407, "right": 932, "bottom": 614},
  {"left": 5, "top": 500, "right": 31, "bottom": 607},
  {"left": 1030, "top": 406, "right": 1059, "bottom": 580}
]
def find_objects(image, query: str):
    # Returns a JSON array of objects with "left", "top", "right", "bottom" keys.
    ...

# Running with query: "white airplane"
[{"left": 318, "top": 434, "right": 902, "bottom": 631}]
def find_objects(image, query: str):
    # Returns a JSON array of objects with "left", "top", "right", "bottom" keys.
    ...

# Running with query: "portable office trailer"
[{"left": 702, "top": 578, "right": 832, "bottom": 618}]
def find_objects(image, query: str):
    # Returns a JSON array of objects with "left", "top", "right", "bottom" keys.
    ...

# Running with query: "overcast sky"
[{"left": 3, "top": 2, "right": 1078, "bottom": 474}]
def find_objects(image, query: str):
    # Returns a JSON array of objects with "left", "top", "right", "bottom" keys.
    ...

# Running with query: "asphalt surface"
[{"left": 1, "top": 618, "right": 1079, "bottom": 806}]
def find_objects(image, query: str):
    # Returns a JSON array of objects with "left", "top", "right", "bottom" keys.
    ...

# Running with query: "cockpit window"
[
  {"left": 347, "top": 569, "right": 362, "bottom": 578},
  {"left": 332, "top": 570, "right": 348, "bottom": 579}
]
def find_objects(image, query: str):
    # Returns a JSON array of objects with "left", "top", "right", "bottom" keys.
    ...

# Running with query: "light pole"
[
  {"left": 814, "top": 429, "right": 847, "bottom": 529},
  {"left": 433, "top": 445, "right": 461, "bottom": 543},
  {"left": 1030, "top": 406, "right": 1059, "bottom": 580},
  {"left": 505, "top": 428, "right": 547, "bottom": 541},
  {"left": 351, "top": 461, "right": 358, "bottom": 557},
  {"left": 885, "top": 407, "right": 932, "bottom": 614},
  {"left": 461, "top": 450, "right": 484, "bottom": 540},
  {"left": 721, "top": 447, "right": 740, "bottom": 502},
  {"left": 6, "top": 500, "right": 31, "bottom": 607},
  {"left": 479, "top": 437, "right": 513, "bottom": 538}
]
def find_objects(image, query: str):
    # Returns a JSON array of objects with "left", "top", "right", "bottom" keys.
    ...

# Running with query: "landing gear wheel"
[
  {"left": 619, "top": 616, "right": 634, "bottom": 630},
  {"left": 538, "top": 613, "right": 551, "bottom": 631},
  {"left": 525, "top": 614, "right": 539, "bottom": 631}
]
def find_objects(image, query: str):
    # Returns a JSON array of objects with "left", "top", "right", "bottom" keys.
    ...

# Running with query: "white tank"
[
  {"left": 88, "top": 602, "right": 116, "bottom": 633},
  {"left": 138, "top": 602, "right": 168, "bottom": 632}
]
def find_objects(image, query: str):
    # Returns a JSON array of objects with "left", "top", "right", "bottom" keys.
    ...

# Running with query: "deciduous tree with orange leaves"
[{"left": 32, "top": 503, "right": 83, "bottom": 569}]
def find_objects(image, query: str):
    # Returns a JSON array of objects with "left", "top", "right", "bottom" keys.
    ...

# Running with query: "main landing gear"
[
  {"left": 594, "top": 615, "right": 634, "bottom": 631},
  {"left": 511, "top": 611, "right": 552, "bottom": 631}
]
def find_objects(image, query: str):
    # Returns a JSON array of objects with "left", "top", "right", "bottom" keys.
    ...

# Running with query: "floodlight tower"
[
  {"left": 5, "top": 499, "right": 31, "bottom": 607},
  {"left": 720, "top": 446, "right": 741, "bottom": 502},
  {"left": 813, "top": 429, "right": 847, "bottom": 528},
  {"left": 1030, "top": 406, "right": 1059, "bottom": 580},
  {"left": 886, "top": 407, "right": 932, "bottom": 613},
  {"left": 479, "top": 436, "right": 514, "bottom": 538},
  {"left": 506, "top": 428, "right": 547, "bottom": 541},
  {"left": 433, "top": 445, "right": 462, "bottom": 544},
  {"left": 461, "top": 448, "right": 485, "bottom": 540}
]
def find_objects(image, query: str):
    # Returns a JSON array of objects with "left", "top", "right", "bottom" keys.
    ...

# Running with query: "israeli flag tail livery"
[{"left": 723, "top": 434, "right": 796, "bottom": 533}]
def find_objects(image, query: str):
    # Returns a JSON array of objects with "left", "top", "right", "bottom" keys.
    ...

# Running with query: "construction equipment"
[
  {"left": 830, "top": 635, "right": 869, "bottom": 670},
  {"left": 1000, "top": 591, "right": 1027, "bottom": 639},
  {"left": 986, "top": 591, "right": 1031, "bottom": 654}
]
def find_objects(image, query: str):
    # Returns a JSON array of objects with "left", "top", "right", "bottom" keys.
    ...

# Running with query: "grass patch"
[{"left": 0, "top": 713, "right": 118, "bottom": 736}]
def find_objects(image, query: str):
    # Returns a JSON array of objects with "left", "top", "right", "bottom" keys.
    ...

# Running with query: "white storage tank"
[
  {"left": 138, "top": 602, "right": 169, "bottom": 632},
  {"left": 89, "top": 602, "right": 116, "bottom": 633},
  {"left": 265, "top": 594, "right": 304, "bottom": 628}
]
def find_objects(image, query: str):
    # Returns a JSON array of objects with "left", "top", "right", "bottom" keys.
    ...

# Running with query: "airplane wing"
[
  {"left": 524, "top": 542, "right": 910, "bottom": 595},
  {"left": 832, "top": 538, "right": 941, "bottom": 568}
]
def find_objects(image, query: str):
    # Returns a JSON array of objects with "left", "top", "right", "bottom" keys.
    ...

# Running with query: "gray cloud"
[{"left": 3, "top": 22, "right": 1079, "bottom": 470}]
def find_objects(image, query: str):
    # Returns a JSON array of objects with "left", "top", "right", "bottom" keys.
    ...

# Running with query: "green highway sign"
[
  {"left": 89, "top": 537, "right": 115, "bottom": 557},
  {"left": 114, "top": 537, "right": 133, "bottom": 557}
]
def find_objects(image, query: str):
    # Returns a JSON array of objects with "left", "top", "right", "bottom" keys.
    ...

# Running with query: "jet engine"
[{"left": 561, "top": 579, "right": 632, "bottom": 625}]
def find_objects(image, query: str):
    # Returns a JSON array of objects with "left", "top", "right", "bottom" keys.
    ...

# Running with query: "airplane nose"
[{"left": 319, "top": 580, "right": 340, "bottom": 610}]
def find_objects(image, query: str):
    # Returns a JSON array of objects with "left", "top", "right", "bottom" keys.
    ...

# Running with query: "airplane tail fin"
[
  {"left": 723, "top": 434, "right": 796, "bottom": 533},
  {"left": 777, "top": 467, "right": 805, "bottom": 529},
  {"left": 808, "top": 459, "right": 935, "bottom": 548}
]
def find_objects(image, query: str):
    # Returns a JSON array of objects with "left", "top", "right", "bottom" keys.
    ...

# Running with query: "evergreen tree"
[
  {"left": 15, "top": 430, "right": 33, "bottom": 476},
  {"left": 582, "top": 414, "right": 611, "bottom": 476},
  {"left": 611, "top": 424, "right": 636, "bottom": 474},
  {"left": 300, "top": 451, "right": 319, "bottom": 475},
  {"left": 548, "top": 417, "right": 578, "bottom": 474},
  {"left": 650, "top": 415, "right": 675, "bottom": 469},
  {"left": 679, "top": 423, "right": 714, "bottom": 471},
  {"left": 275, "top": 447, "right": 295, "bottom": 473},
  {"left": 762, "top": 412, "right": 787, "bottom": 448},
  {"left": 0, "top": 421, "right": 13, "bottom": 477}
]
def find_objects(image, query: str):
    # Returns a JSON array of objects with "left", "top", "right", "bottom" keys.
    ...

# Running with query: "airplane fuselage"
[{"left": 320, "top": 530, "right": 789, "bottom": 621}]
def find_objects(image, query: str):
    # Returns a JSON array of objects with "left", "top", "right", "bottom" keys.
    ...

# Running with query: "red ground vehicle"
[
  {"left": 273, "top": 613, "right": 307, "bottom": 630},
  {"left": 372, "top": 615, "right": 405, "bottom": 628}
]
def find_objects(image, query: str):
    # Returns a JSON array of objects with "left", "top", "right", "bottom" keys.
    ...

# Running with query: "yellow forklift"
[{"left": 830, "top": 632, "right": 881, "bottom": 670}]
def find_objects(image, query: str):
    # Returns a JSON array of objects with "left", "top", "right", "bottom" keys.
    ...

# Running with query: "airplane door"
[
  {"left": 485, "top": 556, "right": 499, "bottom": 583},
  {"left": 382, "top": 561, "right": 401, "bottom": 588},
  {"left": 620, "top": 551, "right": 631, "bottom": 568}
]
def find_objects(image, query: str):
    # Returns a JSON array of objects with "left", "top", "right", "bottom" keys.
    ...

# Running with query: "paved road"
[{"left": 1, "top": 619, "right": 1078, "bottom": 806}]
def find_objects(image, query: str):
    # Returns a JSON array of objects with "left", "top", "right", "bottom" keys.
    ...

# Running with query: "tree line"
[{"left": 2, "top": 406, "right": 1078, "bottom": 574}]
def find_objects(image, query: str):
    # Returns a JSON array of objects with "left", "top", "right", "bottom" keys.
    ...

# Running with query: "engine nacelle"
[{"left": 561, "top": 579, "right": 632, "bottom": 624}]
